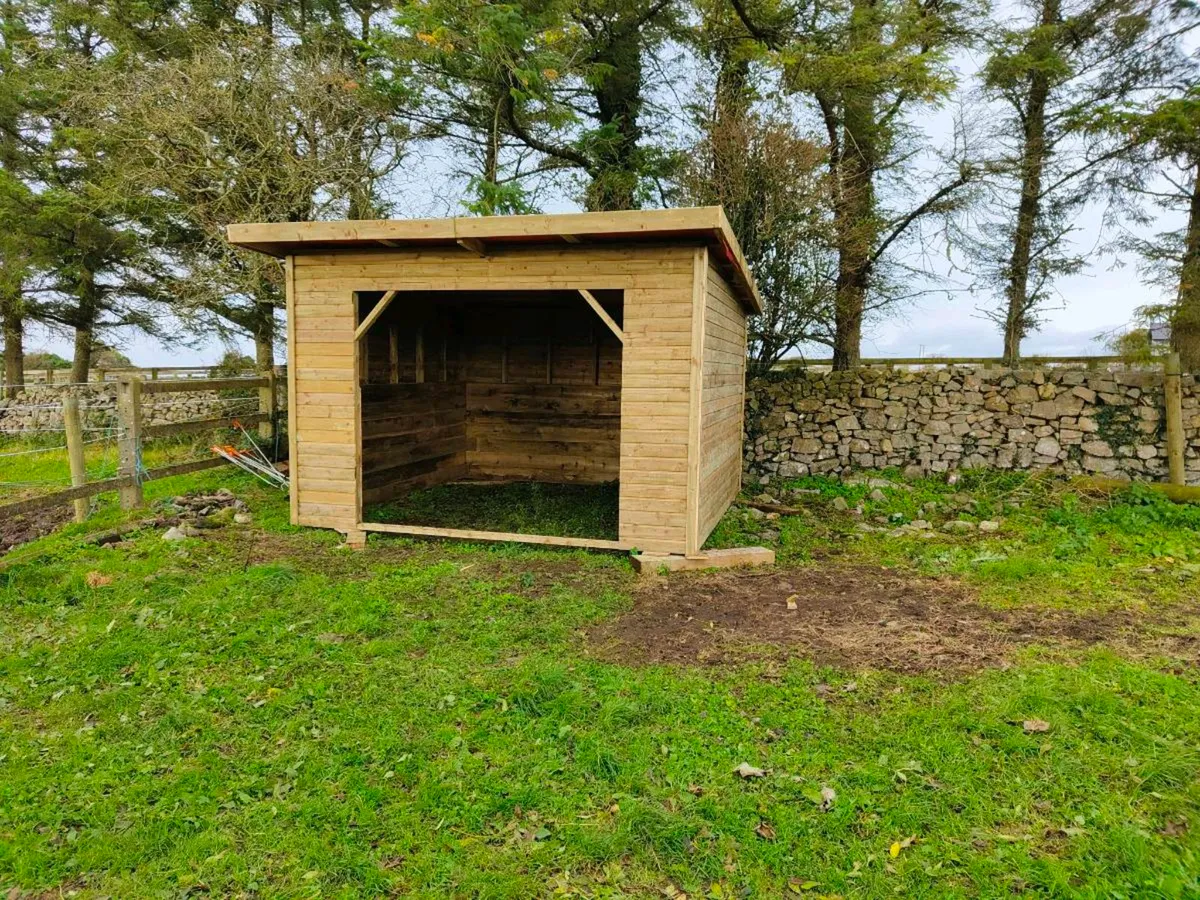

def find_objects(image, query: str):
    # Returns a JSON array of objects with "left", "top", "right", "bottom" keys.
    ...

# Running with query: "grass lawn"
[{"left": 2, "top": 469, "right": 1200, "bottom": 897}]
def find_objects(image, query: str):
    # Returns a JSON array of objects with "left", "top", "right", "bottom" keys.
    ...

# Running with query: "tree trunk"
[
  {"left": 585, "top": 33, "right": 643, "bottom": 212},
  {"left": 71, "top": 266, "right": 98, "bottom": 384},
  {"left": 1002, "top": 0, "right": 1058, "bottom": 366},
  {"left": 1173, "top": 158, "right": 1200, "bottom": 371},
  {"left": 2, "top": 293, "right": 22, "bottom": 399},
  {"left": 254, "top": 301, "right": 276, "bottom": 372},
  {"left": 830, "top": 0, "right": 880, "bottom": 371}
]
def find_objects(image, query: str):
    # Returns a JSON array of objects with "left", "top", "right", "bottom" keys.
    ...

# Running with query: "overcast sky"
[{"left": 25, "top": 17, "right": 1186, "bottom": 367}]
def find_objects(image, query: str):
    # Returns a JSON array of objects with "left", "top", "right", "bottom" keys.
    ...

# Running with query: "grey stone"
[
  {"left": 1081, "top": 439, "right": 1113, "bottom": 458},
  {"left": 943, "top": 520, "right": 976, "bottom": 532},
  {"left": 1034, "top": 436, "right": 1061, "bottom": 458}
]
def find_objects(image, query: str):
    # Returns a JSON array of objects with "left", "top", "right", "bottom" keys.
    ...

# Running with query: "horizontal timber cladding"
[
  {"left": 619, "top": 266, "right": 699, "bottom": 556},
  {"left": 289, "top": 262, "right": 358, "bottom": 531},
  {"left": 464, "top": 383, "right": 620, "bottom": 483},
  {"left": 284, "top": 240, "right": 747, "bottom": 552},
  {"left": 360, "top": 383, "right": 467, "bottom": 505},
  {"left": 696, "top": 259, "right": 748, "bottom": 547}
]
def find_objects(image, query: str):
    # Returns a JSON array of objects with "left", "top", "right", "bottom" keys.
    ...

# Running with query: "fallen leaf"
[
  {"left": 786, "top": 594, "right": 799, "bottom": 611},
  {"left": 316, "top": 633, "right": 345, "bottom": 644},
  {"left": 1022, "top": 719, "right": 1051, "bottom": 733},
  {"left": 734, "top": 762, "right": 766, "bottom": 779},
  {"left": 687, "top": 783, "right": 704, "bottom": 796},
  {"left": 819, "top": 786, "right": 837, "bottom": 811},
  {"left": 1162, "top": 817, "right": 1189, "bottom": 837},
  {"left": 85, "top": 571, "right": 113, "bottom": 588},
  {"left": 889, "top": 835, "right": 916, "bottom": 858},
  {"left": 755, "top": 821, "right": 777, "bottom": 841},
  {"left": 787, "top": 878, "right": 820, "bottom": 893}
]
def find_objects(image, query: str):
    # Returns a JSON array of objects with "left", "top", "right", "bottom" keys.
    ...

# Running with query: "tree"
[
  {"left": 393, "top": 0, "right": 681, "bottom": 212},
  {"left": 91, "top": 34, "right": 409, "bottom": 370},
  {"left": 0, "top": 0, "right": 35, "bottom": 396},
  {"left": 1110, "top": 86, "right": 1200, "bottom": 368},
  {"left": 677, "top": 12, "right": 836, "bottom": 374},
  {"left": 11, "top": 0, "right": 186, "bottom": 383},
  {"left": 971, "top": 0, "right": 1192, "bottom": 364},
  {"left": 731, "top": 0, "right": 981, "bottom": 369}
]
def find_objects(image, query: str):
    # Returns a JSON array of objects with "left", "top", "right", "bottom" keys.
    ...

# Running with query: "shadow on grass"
[{"left": 364, "top": 480, "right": 620, "bottom": 540}]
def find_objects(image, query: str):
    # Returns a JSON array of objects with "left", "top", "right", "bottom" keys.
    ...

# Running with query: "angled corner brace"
[
  {"left": 456, "top": 237, "right": 487, "bottom": 257},
  {"left": 355, "top": 289, "right": 398, "bottom": 341},
  {"left": 578, "top": 289, "right": 625, "bottom": 345}
]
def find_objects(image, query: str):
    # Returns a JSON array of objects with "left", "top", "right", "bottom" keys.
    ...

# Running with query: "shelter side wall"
[
  {"left": 361, "top": 383, "right": 468, "bottom": 505},
  {"left": 289, "top": 258, "right": 360, "bottom": 531},
  {"left": 620, "top": 267, "right": 699, "bottom": 556},
  {"left": 696, "top": 261, "right": 748, "bottom": 546},
  {"left": 466, "top": 383, "right": 620, "bottom": 483}
]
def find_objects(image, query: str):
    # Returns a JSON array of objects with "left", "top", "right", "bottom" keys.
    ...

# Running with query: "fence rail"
[
  {"left": 774, "top": 355, "right": 1136, "bottom": 370},
  {"left": 776, "top": 355, "right": 1132, "bottom": 369},
  {"left": 5, "top": 364, "right": 286, "bottom": 390},
  {"left": 0, "top": 372, "right": 280, "bottom": 525}
]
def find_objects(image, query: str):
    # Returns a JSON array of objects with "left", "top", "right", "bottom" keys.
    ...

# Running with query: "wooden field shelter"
[{"left": 227, "top": 207, "right": 771, "bottom": 564}]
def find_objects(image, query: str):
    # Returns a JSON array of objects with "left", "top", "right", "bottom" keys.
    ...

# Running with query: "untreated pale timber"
[
  {"left": 578, "top": 289, "right": 625, "bottom": 344},
  {"left": 1165, "top": 351, "right": 1185, "bottom": 486},
  {"left": 62, "top": 396, "right": 88, "bottom": 523},
  {"left": 354, "top": 289, "right": 399, "bottom": 341},
  {"left": 456, "top": 237, "right": 487, "bottom": 257},
  {"left": 630, "top": 546, "right": 775, "bottom": 574},
  {"left": 359, "top": 521, "right": 630, "bottom": 551}
]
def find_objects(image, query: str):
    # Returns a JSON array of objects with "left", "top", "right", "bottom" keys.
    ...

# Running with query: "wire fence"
[{"left": 0, "top": 371, "right": 282, "bottom": 518}]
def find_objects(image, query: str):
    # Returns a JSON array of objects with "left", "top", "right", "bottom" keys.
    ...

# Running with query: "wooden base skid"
[{"left": 631, "top": 546, "right": 775, "bottom": 574}]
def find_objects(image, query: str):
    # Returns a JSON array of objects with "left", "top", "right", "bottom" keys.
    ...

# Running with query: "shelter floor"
[{"left": 363, "top": 481, "right": 619, "bottom": 541}]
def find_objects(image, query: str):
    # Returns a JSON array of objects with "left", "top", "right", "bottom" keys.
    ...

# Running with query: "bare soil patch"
[
  {"left": 0, "top": 506, "right": 73, "bottom": 555},
  {"left": 587, "top": 565, "right": 1200, "bottom": 674}
]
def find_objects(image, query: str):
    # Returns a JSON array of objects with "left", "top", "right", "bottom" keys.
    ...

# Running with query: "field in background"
[{"left": 1, "top": 469, "right": 1199, "bottom": 897}]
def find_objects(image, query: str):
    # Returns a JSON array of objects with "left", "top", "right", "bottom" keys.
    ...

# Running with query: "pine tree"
[
  {"left": 973, "top": 0, "right": 1189, "bottom": 363},
  {"left": 731, "top": 0, "right": 980, "bottom": 369}
]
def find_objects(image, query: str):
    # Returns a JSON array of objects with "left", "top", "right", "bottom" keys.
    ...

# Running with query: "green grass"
[
  {"left": 708, "top": 470, "right": 1200, "bottom": 610},
  {"left": 2, "top": 470, "right": 1200, "bottom": 897},
  {"left": 366, "top": 481, "right": 619, "bottom": 540},
  {"left": 0, "top": 433, "right": 250, "bottom": 502}
]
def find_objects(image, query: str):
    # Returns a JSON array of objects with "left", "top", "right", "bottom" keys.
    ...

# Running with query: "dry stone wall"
[
  {"left": 745, "top": 365, "right": 1198, "bottom": 485},
  {"left": 0, "top": 384, "right": 273, "bottom": 435}
]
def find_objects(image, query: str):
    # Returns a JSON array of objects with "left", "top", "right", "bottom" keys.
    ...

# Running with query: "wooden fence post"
[
  {"left": 116, "top": 376, "right": 144, "bottom": 509},
  {"left": 62, "top": 396, "right": 88, "bottom": 523},
  {"left": 259, "top": 370, "right": 277, "bottom": 441},
  {"left": 1165, "top": 352, "right": 1185, "bottom": 486}
]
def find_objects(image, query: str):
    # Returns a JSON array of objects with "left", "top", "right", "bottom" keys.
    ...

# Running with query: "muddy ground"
[
  {"left": 0, "top": 506, "right": 73, "bottom": 555},
  {"left": 587, "top": 565, "right": 1200, "bottom": 674}
]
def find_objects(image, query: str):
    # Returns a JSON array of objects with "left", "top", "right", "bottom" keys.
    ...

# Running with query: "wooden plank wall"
[
  {"left": 696, "top": 260, "right": 748, "bottom": 546},
  {"left": 360, "top": 383, "right": 467, "bottom": 504},
  {"left": 289, "top": 244, "right": 701, "bottom": 551},
  {"left": 288, "top": 256, "right": 359, "bottom": 531},
  {"left": 620, "top": 250, "right": 702, "bottom": 556},
  {"left": 465, "top": 383, "right": 619, "bottom": 483}
]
